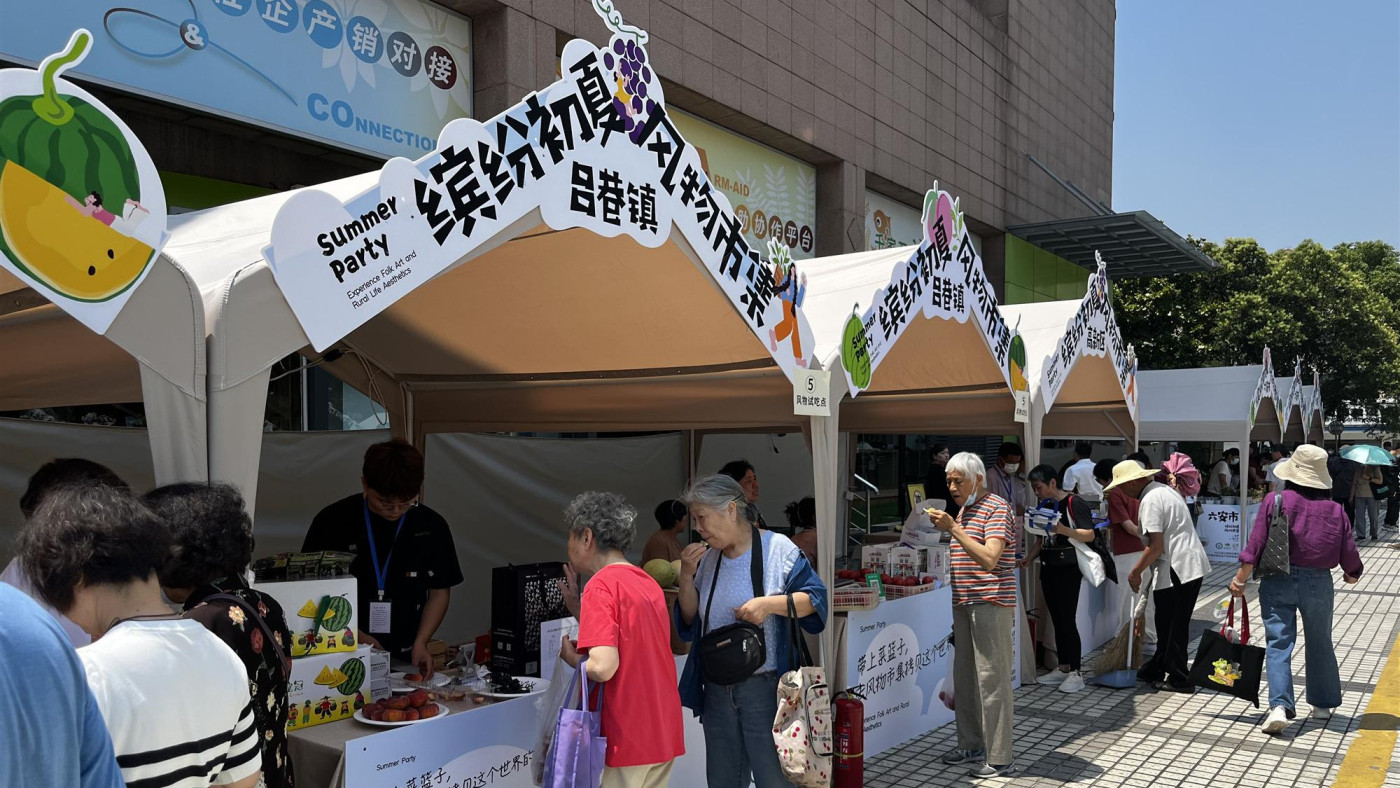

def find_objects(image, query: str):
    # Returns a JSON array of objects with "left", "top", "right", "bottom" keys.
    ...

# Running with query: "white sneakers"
[
  {"left": 1040, "top": 669, "right": 1070, "bottom": 685},
  {"left": 1262, "top": 706, "right": 1291, "bottom": 734},
  {"left": 1059, "top": 671, "right": 1086, "bottom": 694},
  {"left": 1311, "top": 706, "right": 1334, "bottom": 720}
]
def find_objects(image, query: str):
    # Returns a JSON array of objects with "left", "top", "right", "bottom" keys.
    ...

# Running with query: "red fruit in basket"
[
  {"left": 407, "top": 689, "right": 431, "bottom": 708},
  {"left": 921, "top": 575, "right": 935, "bottom": 585},
  {"left": 418, "top": 703, "right": 441, "bottom": 719}
]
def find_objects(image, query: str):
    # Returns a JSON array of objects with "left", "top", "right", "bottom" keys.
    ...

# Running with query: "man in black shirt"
[{"left": 302, "top": 440, "right": 463, "bottom": 676}]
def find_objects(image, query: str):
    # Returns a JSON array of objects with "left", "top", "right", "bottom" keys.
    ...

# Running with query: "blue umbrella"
[{"left": 1342, "top": 444, "right": 1395, "bottom": 466}]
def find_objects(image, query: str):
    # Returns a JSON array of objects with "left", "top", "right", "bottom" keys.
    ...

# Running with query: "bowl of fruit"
[{"left": 355, "top": 689, "right": 447, "bottom": 726}]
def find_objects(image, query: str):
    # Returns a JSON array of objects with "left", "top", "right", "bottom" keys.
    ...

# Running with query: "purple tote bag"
[{"left": 543, "top": 658, "right": 607, "bottom": 788}]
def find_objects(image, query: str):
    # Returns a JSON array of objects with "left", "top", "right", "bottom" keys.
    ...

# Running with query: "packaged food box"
[
  {"left": 286, "top": 645, "right": 370, "bottom": 731},
  {"left": 860, "top": 544, "right": 892, "bottom": 574},
  {"left": 252, "top": 551, "right": 356, "bottom": 582},
  {"left": 253, "top": 578, "right": 357, "bottom": 658},
  {"left": 888, "top": 545, "right": 950, "bottom": 583}
]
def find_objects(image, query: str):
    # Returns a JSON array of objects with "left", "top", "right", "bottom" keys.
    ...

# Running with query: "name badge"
[{"left": 369, "top": 601, "right": 392, "bottom": 634}]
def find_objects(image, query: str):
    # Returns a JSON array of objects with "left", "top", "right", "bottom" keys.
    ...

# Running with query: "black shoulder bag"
[{"left": 697, "top": 526, "right": 768, "bottom": 685}]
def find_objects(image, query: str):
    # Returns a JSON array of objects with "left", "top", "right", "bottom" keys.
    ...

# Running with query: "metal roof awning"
[{"left": 1008, "top": 211, "right": 1218, "bottom": 278}]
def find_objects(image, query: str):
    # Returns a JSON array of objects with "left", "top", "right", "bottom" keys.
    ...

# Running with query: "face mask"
[
  {"left": 1004, "top": 463, "right": 1020, "bottom": 473},
  {"left": 963, "top": 489, "right": 978, "bottom": 506},
  {"left": 1230, "top": 459, "right": 1239, "bottom": 466}
]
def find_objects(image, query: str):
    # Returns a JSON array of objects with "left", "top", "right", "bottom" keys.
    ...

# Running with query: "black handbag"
[
  {"left": 1188, "top": 597, "right": 1265, "bottom": 707},
  {"left": 697, "top": 526, "right": 768, "bottom": 685},
  {"left": 1255, "top": 492, "right": 1291, "bottom": 579}
]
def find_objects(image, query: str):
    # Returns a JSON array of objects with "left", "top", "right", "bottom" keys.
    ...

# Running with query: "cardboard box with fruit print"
[
  {"left": 252, "top": 578, "right": 357, "bottom": 658},
  {"left": 286, "top": 645, "right": 371, "bottom": 731}
]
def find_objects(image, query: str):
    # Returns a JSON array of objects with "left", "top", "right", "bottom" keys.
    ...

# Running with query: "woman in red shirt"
[{"left": 559, "top": 492, "right": 685, "bottom": 788}]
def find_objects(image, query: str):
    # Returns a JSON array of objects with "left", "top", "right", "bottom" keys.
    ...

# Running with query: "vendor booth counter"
[{"left": 289, "top": 655, "right": 711, "bottom": 788}]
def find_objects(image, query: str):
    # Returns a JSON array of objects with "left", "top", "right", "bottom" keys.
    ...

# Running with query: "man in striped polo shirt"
[{"left": 929, "top": 452, "right": 1019, "bottom": 780}]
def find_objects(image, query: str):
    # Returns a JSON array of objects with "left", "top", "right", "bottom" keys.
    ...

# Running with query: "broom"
[{"left": 1091, "top": 567, "right": 1152, "bottom": 682}]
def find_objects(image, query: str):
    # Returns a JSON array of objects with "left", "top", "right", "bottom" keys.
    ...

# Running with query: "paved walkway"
[{"left": 866, "top": 535, "right": 1400, "bottom": 787}]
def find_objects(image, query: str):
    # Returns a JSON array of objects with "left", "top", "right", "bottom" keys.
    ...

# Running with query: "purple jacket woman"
[{"left": 1229, "top": 445, "right": 1362, "bottom": 735}]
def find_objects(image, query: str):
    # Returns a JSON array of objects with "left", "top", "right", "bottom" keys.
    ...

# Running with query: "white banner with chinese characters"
[
  {"left": 1283, "top": 358, "right": 1305, "bottom": 434},
  {"left": 843, "top": 588, "right": 1022, "bottom": 758},
  {"left": 839, "top": 186, "right": 1022, "bottom": 398},
  {"left": 1041, "top": 257, "right": 1136, "bottom": 415},
  {"left": 1309, "top": 368, "right": 1324, "bottom": 432},
  {"left": 1197, "top": 501, "right": 1260, "bottom": 564},
  {"left": 263, "top": 5, "right": 814, "bottom": 379},
  {"left": 1249, "top": 348, "right": 1279, "bottom": 430}
]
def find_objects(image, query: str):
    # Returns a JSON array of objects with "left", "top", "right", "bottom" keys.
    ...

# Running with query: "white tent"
[
  {"left": 0, "top": 250, "right": 207, "bottom": 486},
  {"left": 1138, "top": 365, "right": 1282, "bottom": 445}
]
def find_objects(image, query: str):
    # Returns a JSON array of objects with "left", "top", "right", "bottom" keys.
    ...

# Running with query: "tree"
[{"left": 1113, "top": 238, "right": 1400, "bottom": 431}]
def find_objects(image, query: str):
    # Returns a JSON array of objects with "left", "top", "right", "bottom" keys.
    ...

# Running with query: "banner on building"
[
  {"left": 0, "top": 29, "right": 169, "bottom": 334},
  {"left": 263, "top": 4, "right": 815, "bottom": 378},
  {"left": 672, "top": 110, "right": 816, "bottom": 259},
  {"left": 0, "top": 0, "right": 472, "bottom": 160},
  {"left": 839, "top": 185, "right": 1021, "bottom": 398},
  {"left": 865, "top": 191, "right": 921, "bottom": 251},
  {"left": 1040, "top": 255, "right": 1136, "bottom": 414}
]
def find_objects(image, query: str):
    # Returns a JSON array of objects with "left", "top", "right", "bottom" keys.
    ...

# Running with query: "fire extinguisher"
[{"left": 833, "top": 688, "right": 865, "bottom": 788}]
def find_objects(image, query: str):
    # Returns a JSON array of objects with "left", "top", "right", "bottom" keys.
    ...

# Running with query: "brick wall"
[{"left": 455, "top": 0, "right": 1116, "bottom": 256}]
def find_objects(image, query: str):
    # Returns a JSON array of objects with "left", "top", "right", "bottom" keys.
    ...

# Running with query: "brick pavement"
[{"left": 865, "top": 535, "right": 1400, "bottom": 787}]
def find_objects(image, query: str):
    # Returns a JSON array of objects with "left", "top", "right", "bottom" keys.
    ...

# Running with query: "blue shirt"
[
  {"left": 676, "top": 531, "right": 828, "bottom": 717},
  {"left": 0, "top": 583, "right": 123, "bottom": 788}
]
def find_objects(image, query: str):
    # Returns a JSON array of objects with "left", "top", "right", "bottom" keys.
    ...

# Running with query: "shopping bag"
[
  {"left": 1254, "top": 493, "right": 1291, "bottom": 579},
  {"left": 1070, "top": 540, "right": 1107, "bottom": 587},
  {"left": 1188, "top": 597, "right": 1265, "bottom": 707},
  {"left": 532, "top": 653, "right": 576, "bottom": 786},
  {"left": 773, "top": 595, "right": 832, "bottom": 787},
  {"left": 542, "top": 658, "right": 607, "bottom": 788}
]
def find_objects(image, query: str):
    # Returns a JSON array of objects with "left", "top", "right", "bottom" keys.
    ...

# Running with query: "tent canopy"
[
  {"left": 1137, "top": 365, "right": 1281, "bottom": 443},
  {"left": 1004, "top": 300, "right": 1135, "bottom": 442},
  {"left": 802, "top": 244, "right": 1019, "bottom": 435}
]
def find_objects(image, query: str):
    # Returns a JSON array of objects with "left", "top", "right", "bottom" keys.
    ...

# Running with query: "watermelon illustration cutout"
[
  {"left": 841, "top": 313, "right": 872, "bottom": 391},
  {"left": 336, "top": 658, "right": 365, "bottom": 695},
  {"left": 0, "top": 30, "right": 159, "bottom": 302},
  {"left": 1009, "top": 334, "right": 1028, "bottom": 392}
]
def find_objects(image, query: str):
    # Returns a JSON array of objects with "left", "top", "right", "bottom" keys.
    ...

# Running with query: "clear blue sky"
[{"left": 1113, "top": 1, "right": 1400, "bottom": 251}]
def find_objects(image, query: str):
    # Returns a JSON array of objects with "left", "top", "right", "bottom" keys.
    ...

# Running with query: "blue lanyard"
[{"left": 364, "top": 500, "right": 406, "bottom": 601}]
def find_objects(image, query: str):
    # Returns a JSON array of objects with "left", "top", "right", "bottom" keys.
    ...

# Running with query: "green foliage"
[{"left": 1113, "top": 238, "right": 1400, "bottom": 431}]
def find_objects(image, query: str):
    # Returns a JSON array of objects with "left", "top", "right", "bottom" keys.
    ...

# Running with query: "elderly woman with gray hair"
[
  {"left": 674, "top": 474, "right": 827, "bottom": 788},
  {"left": 557, "top": 492, "right": 685, "bottom": 788},
  {"left": 927, "top": 452, "right": 1019, "bottom": 779}
]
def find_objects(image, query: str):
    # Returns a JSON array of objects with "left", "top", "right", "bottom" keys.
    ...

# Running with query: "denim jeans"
[
  {"left": 701, "top": 672, "right": 785, "bottom": 788},
  {"left": 1354, "top": 497, "right": 1381, "bottom": 540},
  {"left": 1258, "top": 566, "right": 1342, "bottom": 712}
]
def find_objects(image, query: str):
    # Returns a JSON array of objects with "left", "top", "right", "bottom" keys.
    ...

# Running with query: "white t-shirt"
[
  {"left": 81, "top": 619, "right": 261, "bottom": 788},
  {"left": 1207, "top": 460, "right": 1232, "bottom": 495},
  {"left": 1137, "top": 482, "right": 1211, "bottom": 590},
  {"left": 1265, "top": 459, "right": 1285, "bottom": 488},
  {"left": 0, "top": 558, "right": 91, "bottom": 648},
  {"left": 1063, "top": 459, "right": 1104, "bottom": 501}
]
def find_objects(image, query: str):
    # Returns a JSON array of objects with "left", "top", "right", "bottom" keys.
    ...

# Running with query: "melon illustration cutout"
[{"left": 0, "top": 29, "right": 167, "bottom": 322}]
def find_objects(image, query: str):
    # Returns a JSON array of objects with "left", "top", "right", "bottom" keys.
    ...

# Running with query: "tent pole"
[{"left": 811, "top": 395, "right": 842, "bottom": 671}]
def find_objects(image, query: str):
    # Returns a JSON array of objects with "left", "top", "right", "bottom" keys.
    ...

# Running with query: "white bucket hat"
[{"left": 1273, "top": 444, "right": 1332, "bottom": 490}]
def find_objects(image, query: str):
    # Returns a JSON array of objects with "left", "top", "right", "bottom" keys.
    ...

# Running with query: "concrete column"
[
  {"left": 980, "top": 232, "right": 1008, "bottom": 302},
  {"left": 815, "top": 160, "right": 865, "bottom": 257},
  {"left": 471, "top": 6, "right": 545, "bottom": 120}
]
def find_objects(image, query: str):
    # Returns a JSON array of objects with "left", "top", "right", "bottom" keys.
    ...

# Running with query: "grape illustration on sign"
[
  {"left": 1040, "top": 255, "right": 1136, "bottom": 415},
  {"left": 839, "top": 182, "right": 1020, "bottom": 397},
  {"left": 263, "top": 1, "right": 815, "bottom": 379},
  {"left": 0, "top": 29, "right": 168, "bottom": 334}
]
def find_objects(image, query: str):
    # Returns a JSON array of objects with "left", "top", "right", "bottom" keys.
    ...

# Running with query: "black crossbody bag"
[{"left": 697, "top": 526, "right": 767, "bottom": 685}]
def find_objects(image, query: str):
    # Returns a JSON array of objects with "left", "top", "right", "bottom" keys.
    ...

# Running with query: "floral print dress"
[{"left": 184, "top": 578, "right": 295, "bottom": 788}]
